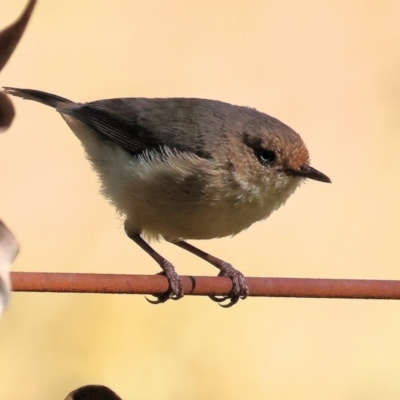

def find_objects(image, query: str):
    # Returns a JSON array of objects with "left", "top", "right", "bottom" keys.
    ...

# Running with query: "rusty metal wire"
[{"left": 10, "top": 272, "right": 400, "bottom": 299}]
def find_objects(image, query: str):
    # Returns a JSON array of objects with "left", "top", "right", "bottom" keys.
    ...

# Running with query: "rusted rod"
[{"left": 10, "top": 272, "right": 400, "bottom": 299}]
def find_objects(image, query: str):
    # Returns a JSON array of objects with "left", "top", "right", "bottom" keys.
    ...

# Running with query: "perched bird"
[{"left": 3, "top": 87, "right": 330, "bottom": 306}]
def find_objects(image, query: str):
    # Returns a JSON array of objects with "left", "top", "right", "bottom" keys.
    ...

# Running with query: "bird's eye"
[{"left": 257, "top": 149, "right": 276, "bottom": 165}]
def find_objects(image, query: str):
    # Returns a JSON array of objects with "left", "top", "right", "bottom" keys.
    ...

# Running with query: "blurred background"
[{"left": 1, "top": 1, "right": 400, "bottom": 399}]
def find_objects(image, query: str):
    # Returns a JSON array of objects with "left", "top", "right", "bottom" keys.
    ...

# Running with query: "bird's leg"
[
  {"left": 170, "top": 240, "right": 249, "bottom": 307},
  {"left": 125, "top": 228, "right": 183, "bottom": 304}
]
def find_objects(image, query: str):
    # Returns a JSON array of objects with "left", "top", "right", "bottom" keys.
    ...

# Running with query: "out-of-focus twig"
[{"left": 10, "top": 272, "right": 400, "bottom": 300}]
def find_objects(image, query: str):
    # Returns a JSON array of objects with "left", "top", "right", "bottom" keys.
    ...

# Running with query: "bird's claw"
[
  {"left": 209, "top": 263, "right": 249, "bottom": 307},
  {"left": 146, "top": 261, "right": 184, "bottom": 304}
]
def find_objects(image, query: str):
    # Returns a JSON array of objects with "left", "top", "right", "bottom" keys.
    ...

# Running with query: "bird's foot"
[
  {"left": 209, "top": 263, "right": 249, "bottom": 307},
  {"left": 146, "top": 260, "right": 184, "bottom": 304}
]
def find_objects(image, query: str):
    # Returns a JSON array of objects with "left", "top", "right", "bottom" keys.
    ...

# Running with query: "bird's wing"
[
  {"left": 58, "top": 100, "right": 156, "bottom": 155},
  {"left": 58, "top": 98, "right": 215, "bottom": 158}
]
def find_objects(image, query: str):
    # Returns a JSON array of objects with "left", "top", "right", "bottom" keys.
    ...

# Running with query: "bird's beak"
[{"left": 287, "top": 164, "right": 331, "bottom": 183}]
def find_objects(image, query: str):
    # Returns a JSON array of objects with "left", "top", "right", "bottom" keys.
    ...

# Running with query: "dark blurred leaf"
[
  {"left": 0, "top": 0, "right": 37, "bottom": 71},
  {"left": 64, "top": 385, "right": 122, "bottom": 400},
  {"left": 0, "top": 91, "right": 15, "bottom": 132},
  {"left": 0, "top": 220, "right": 19, "bottom": 316},
  {"left": 0, "top": 0, "right": 37, "bottom": 132}
]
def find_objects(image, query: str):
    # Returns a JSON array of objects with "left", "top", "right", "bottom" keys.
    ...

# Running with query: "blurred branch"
[{"left": 10, "top": 272, "right": 400, "bottom": 299}]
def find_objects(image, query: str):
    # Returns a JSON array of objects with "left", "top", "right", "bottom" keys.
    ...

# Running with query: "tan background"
[{"left": 1, "top": 0, "right": 400, "bottom": 399}]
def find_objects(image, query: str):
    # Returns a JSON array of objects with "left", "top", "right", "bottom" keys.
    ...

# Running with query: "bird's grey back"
[
  {"left": 61, "top": 97, "right": 291, "bottom": 158},
  {"left": 3, "top": 87, "right": 297, "bottom": 159}
]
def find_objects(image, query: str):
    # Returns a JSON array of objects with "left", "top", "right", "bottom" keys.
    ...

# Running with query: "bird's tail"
[{"left": 2, "top": 87, "right": 72, "bottom": 108}]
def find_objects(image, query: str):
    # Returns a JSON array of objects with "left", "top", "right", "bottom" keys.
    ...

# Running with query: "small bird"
[{"left": 3, "top": 87, "right": 330, "bottom": 307}]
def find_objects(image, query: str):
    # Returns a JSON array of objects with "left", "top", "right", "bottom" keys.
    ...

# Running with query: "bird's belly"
[
  {"left": 98, "top": 155, "right": 276, "bottom": 240},
  {"left": 125, "top": 196, "right": 273, "bottom": 240},
  {"left": 101, "top": 156, "right": 279, "bottom": 240}
]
